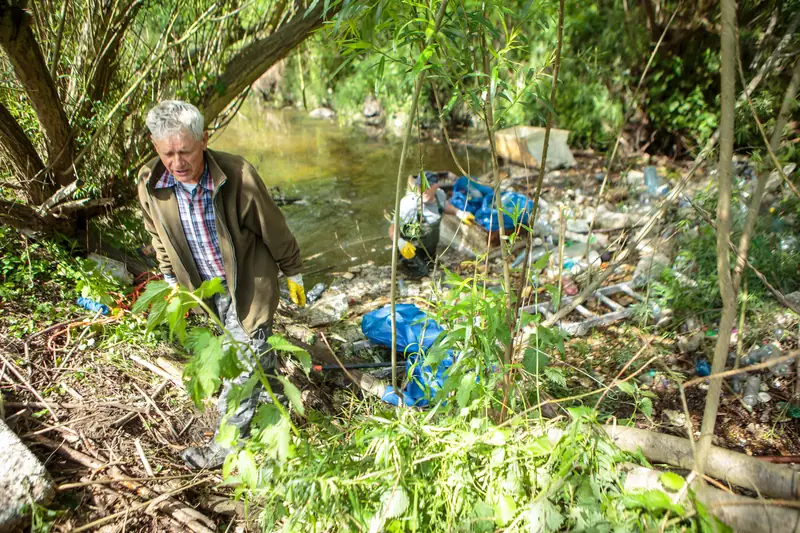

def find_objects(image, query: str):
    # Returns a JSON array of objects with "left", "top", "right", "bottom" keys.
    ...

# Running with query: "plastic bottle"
[
  {"left": 644, "top": 166, "right": 661, "bottom": 195},
  {"left": 742, "top": 375, "right": 761, "bottom": 407},
  {"left": 306, "top": 283, "right": 327, "bottom": 303}
]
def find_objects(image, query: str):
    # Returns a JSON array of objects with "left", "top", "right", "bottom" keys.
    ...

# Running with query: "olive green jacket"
[{"left": 138, "top": 149, "right": 302, "bottom": 334}]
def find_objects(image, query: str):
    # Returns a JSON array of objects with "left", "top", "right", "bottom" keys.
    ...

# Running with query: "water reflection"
[{"left": 211, "top": 105, "right": 491, "bottom": 279}]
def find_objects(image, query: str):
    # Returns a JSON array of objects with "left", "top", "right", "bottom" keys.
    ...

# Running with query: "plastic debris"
[
  {"left": 695, "top": 358, "right": 710, "bottom": 377},
  {"left": 743, "top": 375, "right": 761, "bottom": 407},
  {"left": 76, "top": 297, "right": 110, "bottom": 315},
  {"left": 361, "top": 304, "right": 443, "bottom": 354},
  {"left": 306, "top": 282, "right": 327, "bottom": 304},
  {"left": 741, "top": 343, "right": 789, "bottom": 375}
]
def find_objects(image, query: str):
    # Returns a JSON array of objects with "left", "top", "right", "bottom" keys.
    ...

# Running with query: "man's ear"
[{"left": 201, "top": 131, "right": 209, "bottom": 150}]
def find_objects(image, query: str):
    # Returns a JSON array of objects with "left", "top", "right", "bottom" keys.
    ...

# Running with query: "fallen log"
[
  {"left": 548, "top": 425, "right": 800, "bottom": 501},
  {"left": 623, "top": 464, "right": 800, "bottom": 533}
]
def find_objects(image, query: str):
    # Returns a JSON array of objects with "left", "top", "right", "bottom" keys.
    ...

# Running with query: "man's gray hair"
[{"left": 146, "top": 100, "right": 205, "bottom": 140}]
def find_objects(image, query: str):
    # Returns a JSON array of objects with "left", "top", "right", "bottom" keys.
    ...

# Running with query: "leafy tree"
[{"left": 0, "top": 0, "right": 335, "bottom": 236}]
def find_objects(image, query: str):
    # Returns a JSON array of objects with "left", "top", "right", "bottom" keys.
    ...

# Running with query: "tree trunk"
[
  {"left": 201, "top": 2, "right": 334, "bottom": 121},
  {"left": 0, "top": 0, "right": 74, "bottom": 188},
  {"left": 0, "top": 102, "right": 47, "bottom": 204},
  {"left": 696, "top": 0, "right": 737, "bottom": 478}
]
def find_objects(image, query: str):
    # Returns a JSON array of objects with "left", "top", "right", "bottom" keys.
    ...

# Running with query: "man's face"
[{"left": 152, "top": 129, "right": 208, "bottom": 184}]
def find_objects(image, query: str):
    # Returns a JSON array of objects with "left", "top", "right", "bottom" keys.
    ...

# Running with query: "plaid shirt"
[{"left": 155, "top": 163, "right": 227, "bottom": 282}]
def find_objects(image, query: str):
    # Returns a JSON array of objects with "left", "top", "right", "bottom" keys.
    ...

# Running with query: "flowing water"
[{"left": 211, "top": 106, "right": 491, "bottom": 281}]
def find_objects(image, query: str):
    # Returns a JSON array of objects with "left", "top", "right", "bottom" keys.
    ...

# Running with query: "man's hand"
[
  {"left": 398, "top": 238, "right": 416, "bottom": 259},
  {"left": 288, "top": 274, "right": 306, "bottom": 307},
  {"left": 456, "top": 210, "right": 475, "bottom": 226}
]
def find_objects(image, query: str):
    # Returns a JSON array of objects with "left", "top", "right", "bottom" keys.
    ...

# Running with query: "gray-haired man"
[{"left": 138, "top": 100, "right": 305, "bottom": 468}]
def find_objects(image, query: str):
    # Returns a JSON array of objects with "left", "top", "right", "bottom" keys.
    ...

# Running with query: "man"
[
  {"left": 138, "top": 100, "right": 305, "bottom": 469},
  {"left": 389, "top": 171, "right": 475, "bottom": 279}
]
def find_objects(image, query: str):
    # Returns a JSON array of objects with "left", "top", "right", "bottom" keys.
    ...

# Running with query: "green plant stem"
[
  {"left": 389, "top": 0, "right": 450, "bottom": 396},
  {"left": 182, "top": 290, "right": 299, "bottom": 436},
  {"left": 514, "top": 0, "right": 564, "bottom": 330}
]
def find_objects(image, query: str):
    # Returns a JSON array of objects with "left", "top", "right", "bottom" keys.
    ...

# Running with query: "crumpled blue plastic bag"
[
  {"left": 361, "top": 304, "right": 452, "bottom": 407},
  {"left": 361, "top": 304, "right": 443, "bottom": 354},
  {"left": 475, "top": 191, "right": 535, "bottom": 231},
  {"left": 452, "top": 176, "right": 494, "bottom": 215},
  {"left": 381, "top": 351, "right": 454, "bottom": 407}
]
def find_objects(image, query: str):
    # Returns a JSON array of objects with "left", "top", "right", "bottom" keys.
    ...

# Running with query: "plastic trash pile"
[
  {"left": 450, "top": 177, "right": 535, "bottom": 232},
  {"left": 361, "top": 304, "right": 453, "bottom": 407}
]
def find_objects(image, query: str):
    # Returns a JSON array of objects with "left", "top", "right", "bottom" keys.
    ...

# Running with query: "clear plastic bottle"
[{"left": 742, "top": 375, "right": 761, "bottom": 407}]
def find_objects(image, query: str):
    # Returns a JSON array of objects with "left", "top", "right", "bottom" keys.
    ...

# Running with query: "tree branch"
[
  {"left": 0, "top": 101, "right": 47, "bottom": 204},
  {"left": 201, "top": 2, "right": 334, "bottom": 121},
  {"left": 0, "top": 0, "right": 74, "bottom": 186}
]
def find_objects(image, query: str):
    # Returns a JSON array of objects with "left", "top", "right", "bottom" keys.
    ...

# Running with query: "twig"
[
  {"left": 112, "top": 380, "right": 169, "bottom": 428},
  {"left": 134, "top": 438, "right": 154, "bottom": 477},
  {"left": 319, "top": 332, "right": 360, "bottom": 388},
  {"left": 130, "top": 355, "right": 185, "bottom": 390},
  {"left": 70, "top": 478, "right": 210, "bottom": 533},
  {"left": 682, "top": 351, "right": 799, "bottom": 389},
  {"left": 33, "top": 436, "right": 217, "bottom": 533},
  {"left": 131, "top": 382, "right": 179, "bottom": 441},
  {"left": 58, "top": 474, "right": 200, "bottom": 491},
  {"left": 0, "top": 347, "right": 60, "bottom": 422}
]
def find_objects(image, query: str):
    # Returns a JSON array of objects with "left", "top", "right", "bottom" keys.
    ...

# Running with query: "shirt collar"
[{"left": 155, "top": 159, "right": 212, "bottom": 192}]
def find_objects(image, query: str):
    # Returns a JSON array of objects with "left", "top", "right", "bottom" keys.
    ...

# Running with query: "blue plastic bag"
[
  {"left": 361, "top": 304, "right": 453, "bottom": 407},
  {"left": 452, "top": 176, "right": 494, "bottom": 215},
  {"left": 475, "top": 191, "right": 535, "bottom": 231},
  {"left": 361, "top": 304, "right": 443, "bottom": 354},
  {"left": 381, "top": 351, "right": 454, "bottom": 407}
]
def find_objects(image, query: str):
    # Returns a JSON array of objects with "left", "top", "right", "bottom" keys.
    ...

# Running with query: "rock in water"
[
  {"left": 0, "top": 419, "right": 54, "bottom": 530},
  {"left": 309, "top": 107, "right": 335, "bottom": 120}
]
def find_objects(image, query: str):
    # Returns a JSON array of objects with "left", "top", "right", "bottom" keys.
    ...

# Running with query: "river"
[{"left": 211, "top": 106, "right": 492, "bottom": 282}]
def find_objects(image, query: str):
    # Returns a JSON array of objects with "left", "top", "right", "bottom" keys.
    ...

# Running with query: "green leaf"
[
  {"left": 622, "top": 490, "right": 685, "bottom": 516},
  {"left": 616, "top": 381, "right": 636, "bottom": 396},
  {"left": 268, "top": 335, "right": 312, "bottom": 375},
  {"left": 639, "top": 397, "right": 654, "bottom": 418},
  {"left": 146, "top": 296, "right": 169, "bottom": 332},
  {"left": 166, "top": 297, "right": 185, "bottom": 342},
  {"left": 660, "top": 472, "right": 685, "bottom": 492},
  {"left": 527, "top": 499, "right": 564, "bottom": 532},
  {"left": 276, "top": 375, "right": 304, "bottom": 415},
  {"left": 237, "top": 449, "right": 258, "bottom": 487},
  {"left": 193, "top": 277, "right": 225, "bottom": 300},
  {"left": 543, "top": 367, "right": 566, "bottom": 387},
  {"left": 523, "top": 348, "right": 550, "bottom": 374},
  {"left": 532, "top": 251, "right": 551, "bottom": 270},
  {"left": 131, "top": 280, "right": 170, "bottom": 314},
  {"left": 456, "top": 373, "right": 476, "bottom": 408},
  {"left": 183, "top": 329, "right": 242, "bottom": 407},
  {"left": 215, "top": 421, "right": 240, "bottom": 448},
  {"left": 412, "top": 44, "right": 435, "bottom": 77},
  {"left": 253, "top": 403, "right": 281, "bottom": 430}
]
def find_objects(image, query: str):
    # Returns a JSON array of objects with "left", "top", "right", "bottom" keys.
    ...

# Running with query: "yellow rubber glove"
[
  {"left": 287, "top": 275, "right": 306, "bottom": 307},
  {"left": 456, "top": 210, "right": 475, "bottom": 226},
  {"left": 398, "top": 238, "right": 417, "bottom": 259}
]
